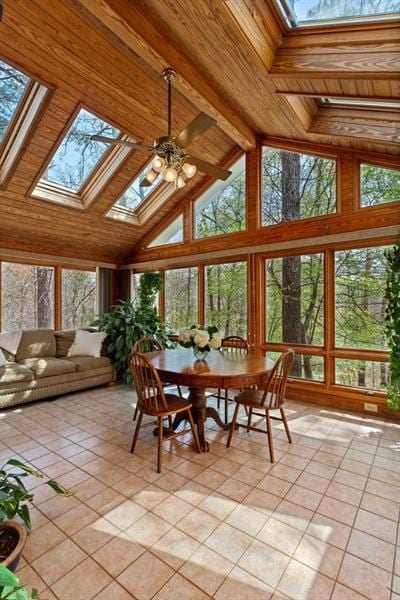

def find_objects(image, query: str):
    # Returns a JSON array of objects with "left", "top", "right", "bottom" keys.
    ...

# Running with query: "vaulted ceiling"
[{"left": 0, "top": 0, "right": 398, "bottom": 264}]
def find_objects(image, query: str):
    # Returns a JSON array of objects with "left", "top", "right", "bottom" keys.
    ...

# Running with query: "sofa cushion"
[
  {"left": 55, "top": 330, "right": 75, "bottom": 358},
  {"left": 16, "top": 330, "right": 56, "bottom": 361},
  {"left": 0, "top": 363, "right": 35, "bottom": 386},
  {"left": 18, "top": 357, "right": 76, "bottom": 379},
  {"left": 64, "top": 355, "right": 111, "bottom": 372}
]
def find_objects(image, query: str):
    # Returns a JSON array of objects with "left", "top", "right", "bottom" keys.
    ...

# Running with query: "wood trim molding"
[{"left": 0, "top": 248, "right": 117, "bottom": 269}]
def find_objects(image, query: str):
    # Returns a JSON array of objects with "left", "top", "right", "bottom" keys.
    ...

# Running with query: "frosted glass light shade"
[{"left": 182, "top": 163, "right": 197, "bottom": 178}]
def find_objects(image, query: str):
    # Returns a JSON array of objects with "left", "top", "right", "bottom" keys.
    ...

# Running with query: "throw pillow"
[
  {"left": 0, "top": 331, "right": 22, "bottom": 356},
  {"left": 67, "top": 330, "right": 106, "bottom": 358},
  {"left": 0, "top": 348, "right": 6, "bottom": 368}
]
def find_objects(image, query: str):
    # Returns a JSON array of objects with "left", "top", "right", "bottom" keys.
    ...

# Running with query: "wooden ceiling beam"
[
  {"left": 72, "top": 0, "right": 256, "bottom": 150},
  {"left": 275, "top": 91, "right": 400, "bottom": 103}
]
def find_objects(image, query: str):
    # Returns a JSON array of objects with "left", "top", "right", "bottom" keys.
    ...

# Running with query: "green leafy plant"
[
  {"left": 92, "top": 273, "right": 171, "bottom": 383},
  {"left": 0, "top": 459, "right": 71, "bottom": 532},
  {"left": 0, "top": 564, "right": 40, "bottom": 600},
  {"left": 385, "top": 241, "right": 400, "bottom": 411}
]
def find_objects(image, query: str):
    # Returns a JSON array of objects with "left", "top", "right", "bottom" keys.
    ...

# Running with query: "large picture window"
[
  {"left": 335, "top": 247, "right": 387, "bottom": 350},
  {"left": 262, "top": 147, "right": 336, "bottom": 226},
  {"left": 165, "top": 267, "right": 198, "bottom": 332},
  {"left": 61, "top": 269, "right": 96, "bottom": 329},
  {"left": 205, "top": 261, "right": 247, "bottom": 338},
  {"left": 335, "top": 359, "right": 389, "bottom": 390},
  {"left": 360, "top": 163, "right": 400, "bottom": 208},
  {"left": 1, "top": 262, "right": 54, "bottom": 330}
]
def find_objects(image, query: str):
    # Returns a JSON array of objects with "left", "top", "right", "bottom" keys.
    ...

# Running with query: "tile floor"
[{"left": 1, "top": 385, "right": 399, "bottom": 600}]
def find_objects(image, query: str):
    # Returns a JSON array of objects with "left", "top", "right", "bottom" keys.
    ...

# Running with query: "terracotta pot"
[{"left": 1, "top": 522, "right": 27, "bottom": 572}]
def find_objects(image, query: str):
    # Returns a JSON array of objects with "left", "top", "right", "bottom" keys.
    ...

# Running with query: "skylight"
[
  {"left": 40, "top": 108, "right": 119, "bottom": 192},
  {"left": 276, "top": 0, "right": 399, "bottom": 27},
  {"left": 0, "top": 59, "right": 30, "bottom": 145},
  {"left": 320, "top": 98, "right": 400, "bottom": 110},
  {"left": 114, "top": 161, "right": 162, "bottom": 213}
]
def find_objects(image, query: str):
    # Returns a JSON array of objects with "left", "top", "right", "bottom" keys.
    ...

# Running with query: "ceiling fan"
[{"left": 91, "top": 68, "right": 232, "bottom": 190}]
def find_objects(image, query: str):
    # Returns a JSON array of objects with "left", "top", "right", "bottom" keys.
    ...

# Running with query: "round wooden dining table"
[{"left": 146, "top": 348, "right": 275, "bottom": 452}]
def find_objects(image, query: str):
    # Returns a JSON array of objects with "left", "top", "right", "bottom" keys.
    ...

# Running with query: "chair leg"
[
  {"left": 187, "top": 409, "right": 201, "bottom": 454},
  {"left": 226, "top": 402, "right": 240, "bottom": 448},
  {"left": 280, "top": 407, "right": 292, "bottom": 444},
  {"left": 247, "top": 407, "right": 253, "bottom": 433},
  {"left": 217, "top": 388, "right": 221, "bottom": 409},
  {"left": 224, "top": 389, "right": 229, "bottom": 424},
  {"left": 177, "top": 385, "right": 183, "bottom": 397},
  {"left": 265, "top": 410, "right": 275, "bottom": 463},
  {"left": 130, "top": 410, "right": 143, "bottom": 453},
  {"left": 168, "top": 415, "right": 173, "bottom": 429},
  {"left": 133, "top": 404, "right": 139, "bottom": 421},
  {"left": 157, "top": 416, "right": 163, "bottom": 473}
]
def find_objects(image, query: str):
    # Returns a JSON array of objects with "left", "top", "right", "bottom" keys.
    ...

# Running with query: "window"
[
  {"left": 320, "top": 98, "right": 400, "bottom": 110},
  {"left": 195, "top": 155, "right": 246, "bottom": 238},
  {"left": 268, "top": 350, "right": 324, "bottom": 382},
  {"left": 335, "top": 359, "right": 389, "bottom": 390},
  {"left": 335, "top": 247, "right": 387, "bottom": 350},
  {"left": 205, "top": 261, "right": 247, "bottom": 338},
  {"left": 266, "top": 253, "right": 324, "bottom": 346},
  {"left": 360, "top": 164, "right": 400, "bottom": 207},
  {"left": 114, "top": 162, "right": 162, "bottom": 213},
  {"left": 165, "top": 267, "right": 198, "bottom": 331},
  {"left": 276, "top": 0, "right": 399, "bottom": 26},
  {"left": 131, "top": 272, "right": 159, "bottom": 310},
  {"left": 262, "top": 147, "right": 336, "bottom": 226},
  {"left": 0, "top": 59, "right": 30, "bottom": 145},
  {"left": 61, "top": 269, "right": 96, "bottom": 329},
  {"left": 148, "top": 214, "right": 184, "bottom": 247},
  {"left": 40, "top": 108, "right": 119, "bottom": 192},
  {"left": 1, "top": 262, "right": 54, "bottom": 330}
]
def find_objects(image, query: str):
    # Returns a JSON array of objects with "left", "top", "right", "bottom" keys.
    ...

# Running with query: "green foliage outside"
[
  {"left": 361, "top": 164, "right": 400, "bottom": 207},
  {"left": 0, "top": 565, "right": 40, "bottom": 600},
  {"left": 385, "top": 241, "right": 400, "bottom": 411},
  {"left": 93, "top": 273, "right": 170, "bottom": 383}
]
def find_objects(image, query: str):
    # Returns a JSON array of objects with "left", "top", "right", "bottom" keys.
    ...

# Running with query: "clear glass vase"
[{"left": 193, "top": 347, "right": 210, "bottom": 360}]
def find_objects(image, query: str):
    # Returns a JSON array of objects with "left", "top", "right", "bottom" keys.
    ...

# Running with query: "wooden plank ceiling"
[{"left": 0, "top": 0, "right": 398, "bottom": 263}]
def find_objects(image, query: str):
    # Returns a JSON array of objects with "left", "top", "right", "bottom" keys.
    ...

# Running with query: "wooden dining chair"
[
  {"left": 216, "top": 336, "right": 249, "bottom": 423},
  {"left": 128, "top": 351, "right": 201, "bottom": 473},
  {"left": 226, "top": 349, "right": 294, "bottom": 463},
  {"left": 132, "top": 337, "right": 182, "bottom": 422}
]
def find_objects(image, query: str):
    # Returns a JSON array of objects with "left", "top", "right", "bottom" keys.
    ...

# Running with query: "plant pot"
[{"left": 0, "top": 522, "right": 27, "bottom": 572}]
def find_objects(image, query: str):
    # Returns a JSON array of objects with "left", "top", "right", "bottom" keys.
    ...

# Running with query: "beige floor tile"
[
  {"left": 72, "top": 477, "right": 108, "bottom": 502},
  {"left": 179, "top": 545, "right": 234, "bottom": 596},
  {"left": 347, "top": 529, "right": 395, "bottom": 571},
  {"left": 305, "top": 461, "right": 337, "bottom": 480},
  {"left": 37, "top": 493, "right": 80, "bottom": 520},
  {"left": 306, "top": 513, "right": 352, "bottom": 550},
  {"left": 51, "top": 556, "right": 112, "bottom": 600},
  {"left": 214, "top": 565, "right": 273, "bottom": 600},
  {"left": 277, "top": 559, "right": 335, "bottom": 600},
  {"left": 293, "top": 533, "right": 344, "bottom": 578},
  {"left": 156, "top": 471, "right": 188, "bottom": 493},
  {"left": 269, "top": 463, "right": 302, "bottom": 483},
  {"left": 93, "top": 533, "right": 145, "bottom": 577},
  {"left": 194, "top": 467, "right": 227, "bottom": 489},
  {"left": 238, "top": 538, "right": 289, "bottom": 588},
  {"left": 197, "top": 490, "right": 238, "bottom": 520},
  {"left": 22, "top": 521, "right": 66, "bottom": 562},
  {"left": 226, "top": 504, "right": 268, "bottom": 537},
  {"left": 338, "top": 553, "right": 392, "bottom": 600},
  {"left": 17, "top": 565, "right": 47, "bottom": 594},
  {"left": 340, "top": 458, "right": 371, "bottom": 477},
  {"left": 151, "top": 527, "right": 199, "bottom": 569},
  {"left": 31, "top": 538, "right": 86, "bottom": 585},
  {"left": 132, "top": 484, "right": 170, "bottom": 509},
  {"left": 333, "top": 469, "right": 367, "bottom": 491},
  {"left": 205, "top": 522, "right": 253, "bottom": 562},
  {"left": 273, "top": 499, "right": 314, "bottom": 532},
  {"left": 72, "top": 517, "right": 120, "bottom": 554},
  {"left": 232, "top": 465, "right": 265, "bottom": 486},
  {"left": 94, "top": 580, "right": 136, "bottom": 600},
  {"left": 54, "top": 502, "right": 99, "bottom": 535},
  {"left": 365, "top": 478, "right": 400, "bottom": 502},
  {"left": 103, "top": 499, "right": 147, "bottom": 529},
  {"left": 111, "top": 473, "right": 147, "bottom": 497},
  {"left": 243, "top": 488, "right": 281, "bottom": 516},
  {"left": 326, "top": 482, "right": 363, "bottom": 507},
  {"left": 211, "top": 457, "right": 243, "bottom": 477},
  {"left": 216, "top": 477, "right": 253, "bottom": 502},
  {"left": 331, "top": 583, "right": 367, "bottom": 599},
  {"left": 174, "top": 459, "right": 205, "bottom": 479},
  {"left": 295, "top": 472, "right": 330, "bottom": 494},
  {"left": 317, "top": 496, "right": 357, "bottom": 526},
  {"left": 153, "top": 573, "right": 209, "bottom": 599},
  {"left": 86, "top": 487, "right": 126, "bottom": 514},
  {"left": 285, "top": 484, "right": 322, "bottom": 511},
  {"left": 126, "top": 512, "right": 172, "bottom": 546},
  {"left": 257, "top": 474, "right": 293, "bottom": 497},
  {"left": 354, "top": 508, "right": 397, "bottom": 543},
  {"left": 177, "top": 507, "right": 221, "bottom": 542},
  {"left": 257, "top": 517, "right": 303, "bottom": 556},
  {"left": 152, "top": 494, "right": 194, "bottom": 525},
  {"left": 360, "top": 491, "right": 399, "bottom": 521},
  {"left": 117, "top": 551, "right": 174, "bottom": 600}
]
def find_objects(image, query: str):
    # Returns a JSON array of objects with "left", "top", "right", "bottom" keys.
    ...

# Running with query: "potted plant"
[
  {"left": 385, "top": 241, "right": 400, "bottom": 411},
  {"left": 0, "top": 564, "right": 41, "bottom": 599},
  {"left": 0, "top": 459, "right": 70, "bottom": 571},
  {"left": 92, "top": 272, "right": 171, "bottom": 383},
  {"left": 178, "top": 325, "right": 222, "bottom": 360}
]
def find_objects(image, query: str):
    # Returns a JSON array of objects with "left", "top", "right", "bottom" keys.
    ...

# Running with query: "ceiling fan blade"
[
  {"left": 185, "top": 155, "right": 232, "bottom": 181},
  {"left": 175, "top": 112, "right": 217, "bottom": 148},
  {"left": 90, "top": 135, "right": 153, "bottom": 153}
]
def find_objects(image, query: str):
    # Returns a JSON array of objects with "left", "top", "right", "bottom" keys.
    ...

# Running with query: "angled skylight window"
[
  {"left": 148, "top": 214, "right": 184, "bottom": 247},
  {"left": 41, "top": 108, "right": 119, "bottom": 192},
  {"left": 320, "top": 98, "right": 400, "bottom": 110},
  {"left": 114, "top": 162, "right": 162, "bottom": 213},
  {"left": 0, "top": 59, "right": 30, "bottom": 145},
  {"left": 276, "top": 0, "right": 399, "bottom": 27}
]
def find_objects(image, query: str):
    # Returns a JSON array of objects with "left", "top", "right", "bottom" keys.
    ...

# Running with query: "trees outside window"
[
  {"left": 336, "top": 359, "right": 389, "bottom": 390},
  {"left": 165, "top": 268, "right": 198, "bottom": 331},
  {"left": 1, "top": 263, "right": 54, "bottom": 330},
  {"left": 262, "top": 147, "right": 336, "bottom": 226},
  {"left": 205, "top": 261, "right": 247, "bottom": 338},
  {"left": 360, "top": 164, "right": 400, "bottom": 207},
  {"left": 0, "top": 60, "right": 30, "bottom": 145},
  {"left": 268, "top": 350, "right": 324, "bottom": 381},
  {"left": 62, "top": 269, "right": 96, "bottom": 329}
]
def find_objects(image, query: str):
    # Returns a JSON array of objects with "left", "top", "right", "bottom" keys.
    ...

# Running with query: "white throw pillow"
[
  {"left": 67, "top": 330, "right": 107, "bottom": 358},
  {"left": 0, "top": 348, "right": 6, "bottom": 368},
  {"left": 0, "top": 331, "right": 22, "bottom": 355}
]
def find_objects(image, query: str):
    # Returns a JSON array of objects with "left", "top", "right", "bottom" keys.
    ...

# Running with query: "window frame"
[{"left": 357, "top": 159, "right": 400, "bottom": 211}]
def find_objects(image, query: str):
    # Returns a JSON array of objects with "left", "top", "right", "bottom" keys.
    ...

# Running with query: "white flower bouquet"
[{"left": 178, "top": 325, "right": 222, "bottom": 359}]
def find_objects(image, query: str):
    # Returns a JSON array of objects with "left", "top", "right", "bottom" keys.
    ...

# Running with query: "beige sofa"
[{"left": 0, "top": 329, "right": 115, "bottom": 409}]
